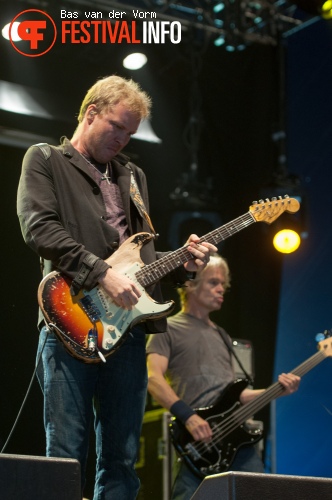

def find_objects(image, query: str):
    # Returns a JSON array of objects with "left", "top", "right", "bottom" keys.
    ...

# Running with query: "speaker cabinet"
[
  {"left": 191, "top": 471, "right": 332, "bottom": 499},
  {"left": 0, "top": 453, "right": 81, "bottom": 500},
  {"left": 231, "top": 338, "right": 254, "bottom": 380}
]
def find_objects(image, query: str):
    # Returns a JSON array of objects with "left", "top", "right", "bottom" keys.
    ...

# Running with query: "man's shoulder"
[
  {"left": 28, "top": 137, "right": 68, "bottom": 158},
  {"left": 168, "top": 311, "right": 193, "bottom": 325}
]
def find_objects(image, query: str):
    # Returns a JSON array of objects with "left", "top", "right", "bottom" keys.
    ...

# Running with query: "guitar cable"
[
  {"left": 0, "top": 328, "right": 49, "bottom": 454},
  {"left": 49, "top": 322, "right": 106, "bottom": 363}
]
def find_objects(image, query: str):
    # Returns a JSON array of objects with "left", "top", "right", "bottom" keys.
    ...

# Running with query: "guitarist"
[
  {"left": 17, "top": 75, "right": 217, "bottom": 500},
  {"left": 146, "top": 254, "right": 300, "bottom": 500}
]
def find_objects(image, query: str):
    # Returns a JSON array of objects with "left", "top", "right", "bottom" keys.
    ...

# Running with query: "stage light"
[
  {"left": 214, "top": 34, "right": 225, "bottom": 46},
  {"left": 132, "top": 119, "right": 162, "bottom": 144},
  {"left": 2, "top": 22, "right": 21, "bottom": 42},
  {"left": 321, "top": 0, "right": 332, "bottom": 18},
  {"left": 290, "top": 0, "right": 332, "bottom": 15},
  {"left": 123, "top": 53, "right": 147, "bottom": 70},
  {"left": 273, "top": 229, "right": 301, "bottom": 254},
  {"left": 213, "top": 2, "right": 225, "bottom": 13}
]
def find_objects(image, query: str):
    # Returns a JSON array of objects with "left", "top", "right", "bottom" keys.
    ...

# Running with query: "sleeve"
[{"left": 146, "top": 329, "right": 172, "bottom": 360}]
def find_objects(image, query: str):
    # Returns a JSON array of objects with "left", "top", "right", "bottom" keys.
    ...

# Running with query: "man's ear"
[{"left": 86, "top": 106, "right": 97, "bottom": 123}]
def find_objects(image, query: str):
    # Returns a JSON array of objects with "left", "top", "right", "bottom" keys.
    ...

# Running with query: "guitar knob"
[{"left": 105, "top": 339, "right": 113, "bottom": 349}]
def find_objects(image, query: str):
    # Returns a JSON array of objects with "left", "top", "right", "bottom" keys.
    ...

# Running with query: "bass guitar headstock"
[
  {"left": 250, "top": 195, "right": 300, "bottom": 224},
  {"left": 316, "top": 329, "right": 332, "bottom": 358}
]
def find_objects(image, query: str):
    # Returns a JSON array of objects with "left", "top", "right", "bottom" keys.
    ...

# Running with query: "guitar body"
[
  {"left": 169, "top": 379, "right": 263, "bottom": 478},
  {"left": 38, "top": 232, "right": 175, "bottom": 363}
]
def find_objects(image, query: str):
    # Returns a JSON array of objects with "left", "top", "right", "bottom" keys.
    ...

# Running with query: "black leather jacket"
[{"left": 17, "top": 137, "right": 186, "bottom": 332}]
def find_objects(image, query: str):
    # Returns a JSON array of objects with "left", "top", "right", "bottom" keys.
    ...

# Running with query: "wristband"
[{"left": 170, "top": 400, "right": 195, "bottom": 424}]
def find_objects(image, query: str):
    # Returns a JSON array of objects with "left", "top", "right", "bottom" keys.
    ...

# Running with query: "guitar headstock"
[
  {"left": 317, "top": 329, "right": 332, "bottom": 357},
  {"left": 249, "top": 195, "right": 300, "bottom": 224}
]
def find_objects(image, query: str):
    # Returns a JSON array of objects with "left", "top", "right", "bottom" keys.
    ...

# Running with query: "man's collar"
[{"left": 60, "top": 136, "right": 130, "bottom": 167}]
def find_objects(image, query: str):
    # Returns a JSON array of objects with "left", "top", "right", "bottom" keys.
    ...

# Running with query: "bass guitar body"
[{"left": 169, "top": 379, "right": 262, "bottom": 478}]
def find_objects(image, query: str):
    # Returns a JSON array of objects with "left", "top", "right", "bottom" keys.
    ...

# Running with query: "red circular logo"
[{"left": 10, "top": 9, "right": 57, "bottom": 57}]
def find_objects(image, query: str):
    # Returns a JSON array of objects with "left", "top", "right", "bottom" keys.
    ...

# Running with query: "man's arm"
[
  {"left": 147, "top": 352, "right": 213, "bottom": 443},
  {"left": 240, "top": 372, "right": 301, "bottom": 404}
]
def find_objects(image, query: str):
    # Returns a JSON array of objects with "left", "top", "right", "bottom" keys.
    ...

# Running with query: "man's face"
[
  {"left": 190, "top": 266, "right": 227, "bottom": 314},
  {"left": 84, "top": 102, "right": 140, "bottom": 163}
]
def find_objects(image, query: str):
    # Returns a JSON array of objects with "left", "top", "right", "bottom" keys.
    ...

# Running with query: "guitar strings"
[
  {"left": 189, "top": 350, "right": 326, "bottom": 457},
  {"left": 138, "top": 197, "right": 293, "bottom": 288},
  {"left": 136, "top": 212, "right": 255, "bottom": 288}
]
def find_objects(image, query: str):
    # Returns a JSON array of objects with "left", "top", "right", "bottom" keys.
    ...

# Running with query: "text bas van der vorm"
[{"left": 61, "top": 10, "right": 182, "bottom": 44}]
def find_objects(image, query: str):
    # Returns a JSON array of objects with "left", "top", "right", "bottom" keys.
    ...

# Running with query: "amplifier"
[
  {"left": 191, "top": 471, "right": 332, "bottom": 499},
  {"left": 231, "top": 338, "right": 254, "bottom": 381},
  {"left": 0, "top": 453, "right": 81, "bottom": 500}
]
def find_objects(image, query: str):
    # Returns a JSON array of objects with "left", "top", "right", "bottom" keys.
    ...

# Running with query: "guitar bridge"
[{"left": 79, "top": 295, "right": 101, "bottom": 322}]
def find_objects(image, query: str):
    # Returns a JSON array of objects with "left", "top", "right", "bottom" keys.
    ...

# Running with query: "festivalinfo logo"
[
  {"left": 9, "top": 10, "right": 57, "bottom": 57},
  {"left": 9, "top": 8, "right": 182, "bottom": 57}
]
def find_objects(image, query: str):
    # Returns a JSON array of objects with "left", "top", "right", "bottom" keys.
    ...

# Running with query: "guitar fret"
[{"left": 136, "top": 213, "right": 256, "bottom": 287}]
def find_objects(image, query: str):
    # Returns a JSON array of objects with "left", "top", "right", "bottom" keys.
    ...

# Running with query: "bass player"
[{"left": 146, "top": 253, "right": 300, "bottom": 500}]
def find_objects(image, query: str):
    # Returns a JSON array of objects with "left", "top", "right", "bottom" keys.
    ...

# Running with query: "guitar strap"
[
  {"left": 127, "top": 162, "right": 158, "bottom": 238},
  {"left": 216, "top": 326, "right": 254, "bottom": 385}
]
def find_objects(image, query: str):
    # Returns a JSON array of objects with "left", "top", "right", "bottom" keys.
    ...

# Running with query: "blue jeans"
[
  {"left": 36, "top": 325, "right": 147, "bottom": 500},
  {"left": 171, "top": 445, "right": 265, "bottom": 500}
]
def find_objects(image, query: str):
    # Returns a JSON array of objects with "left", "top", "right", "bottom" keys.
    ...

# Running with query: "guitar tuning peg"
[
  {"left": 265, "top": 198, "right": 270, "bottom": 202},
  {"left": 278, "top": 195, "right": 282, "bottom": 200},
  {"left": 271, "top": 197, "right": 277, "bottom": 201},
  {"left": 259, "top": 199, "right": 264, "bottom": 204},
  {"left": 252, "top": 200, "right": 257, "bottom": 205},
  {"left": 315, "top": 333, "right": 326, "bottom": 342}
]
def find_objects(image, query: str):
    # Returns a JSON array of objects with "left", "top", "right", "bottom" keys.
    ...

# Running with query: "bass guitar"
[
  {"left": 169, "top": 330, "right": 332, "bottom": 478},
  {"left": 38, "top": 196, "right": 299, "bottom": 363}
]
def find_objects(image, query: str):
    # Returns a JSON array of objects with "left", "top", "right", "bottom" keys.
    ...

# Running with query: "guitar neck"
[
  {"left": 231, "top": 349, "right": 327, "bottom": 429},
  {"left": 136, "top": 211, "right": 255, "bottom": 288}
]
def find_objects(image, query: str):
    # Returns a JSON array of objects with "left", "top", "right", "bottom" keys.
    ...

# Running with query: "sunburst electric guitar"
[
  {"left": 169, "top": 330, "right": 332, "bottom": 478},
  {"left": 38, "top": 196, "right": 299, "bottom": 363}
]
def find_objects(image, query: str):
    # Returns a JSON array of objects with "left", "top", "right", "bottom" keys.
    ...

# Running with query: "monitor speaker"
[
  {"left": 0, "top": 453, "right": 81, "bottom": 500},
  {"left": 191, "top": 471, "right": 332, "bottom": 499}
]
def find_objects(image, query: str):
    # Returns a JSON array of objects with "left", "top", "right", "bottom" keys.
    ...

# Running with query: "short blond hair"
[
  {"left": 77, "top": 75, "right": 152, "bottom": 122},
  {"left": 178, "top": 254, "right": 231, "bottom": 308}
]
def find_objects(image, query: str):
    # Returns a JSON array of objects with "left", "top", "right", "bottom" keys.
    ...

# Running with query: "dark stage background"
[{"left": 0, "top": 1, "right": 331, "bottom": 497}]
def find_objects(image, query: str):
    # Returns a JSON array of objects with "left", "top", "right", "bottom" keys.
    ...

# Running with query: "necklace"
[{"left": 80, "top": 153, "right": 111, "bottom": 185}]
